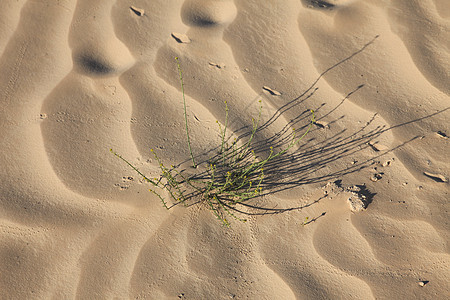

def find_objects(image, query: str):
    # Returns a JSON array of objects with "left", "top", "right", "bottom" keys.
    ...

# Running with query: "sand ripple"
[{"left": 0, "top": 0, "right": 448, "bottom": 298}]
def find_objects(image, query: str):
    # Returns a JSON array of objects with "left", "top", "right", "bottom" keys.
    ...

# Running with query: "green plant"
[{"left": 111, "top": 58, "right": 315, "bottom": 226}]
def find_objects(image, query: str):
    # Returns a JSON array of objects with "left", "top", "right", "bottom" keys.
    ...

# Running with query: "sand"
[{"left": 1, "top": 0, "right": 449, "bottom": 299}]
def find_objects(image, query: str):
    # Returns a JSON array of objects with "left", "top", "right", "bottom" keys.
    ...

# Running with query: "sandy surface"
[{"left": 1, "top": 0, "right": 449, "bottom": 299}]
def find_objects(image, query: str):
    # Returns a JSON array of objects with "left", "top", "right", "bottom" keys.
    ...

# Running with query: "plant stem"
[
  {"left": 221, "top": 101, "right": 228, "bottom": 164},
  {"left": 175, "top": 57, "right": 197, "bottom": 168}
]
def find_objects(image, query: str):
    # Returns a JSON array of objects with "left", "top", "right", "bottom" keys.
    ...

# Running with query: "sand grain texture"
[{"left": 1, "top": 0, "right": 449, "bottom": 299}]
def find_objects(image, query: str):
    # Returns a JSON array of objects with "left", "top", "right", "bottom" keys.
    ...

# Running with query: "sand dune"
[{"left": 1, "top": 0, "right": 449, "bottom": 299}]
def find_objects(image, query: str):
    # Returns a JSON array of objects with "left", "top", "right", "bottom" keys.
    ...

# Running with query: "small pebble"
[
  {"left": 369, "top": 141, "right": 388, "bottom": 151},
  {"left": 130, "top": 6, "right": 144, "bottom": 16},
  {"left": 423, "top": 171, "right": 448, "bottom": 183},
  {"left": 209, "top": 62, "right": 225, "bottom": 69},
  {"left": 314, "top": 120, "right": 329, "bottom": 129},
  {"left": 171, "top": 32, "right": 191, "bottom": 43},
  {"left": 381, "top": 160, "right": 392, "bottom": 167},
  {"left": 263, "top": 86, "right": 281, "bottom": 96},
  {"left": 370, "top": 173, "right": 383, "bottom": 182},
  {"left": 435, "top": 131, "right": 447, "bottom": 139},
  {"left": 418, "top": 280, "right": 429, "bottom": 287}
]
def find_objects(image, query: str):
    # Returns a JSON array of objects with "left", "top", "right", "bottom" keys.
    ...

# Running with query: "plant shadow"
[{"left": 116, "top": 34, "right": 449, "bottom": 225}]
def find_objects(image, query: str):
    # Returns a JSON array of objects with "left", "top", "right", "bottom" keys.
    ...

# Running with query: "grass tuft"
[{"left": 111, "top": 58, "right": 315, "bottom": 226}]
